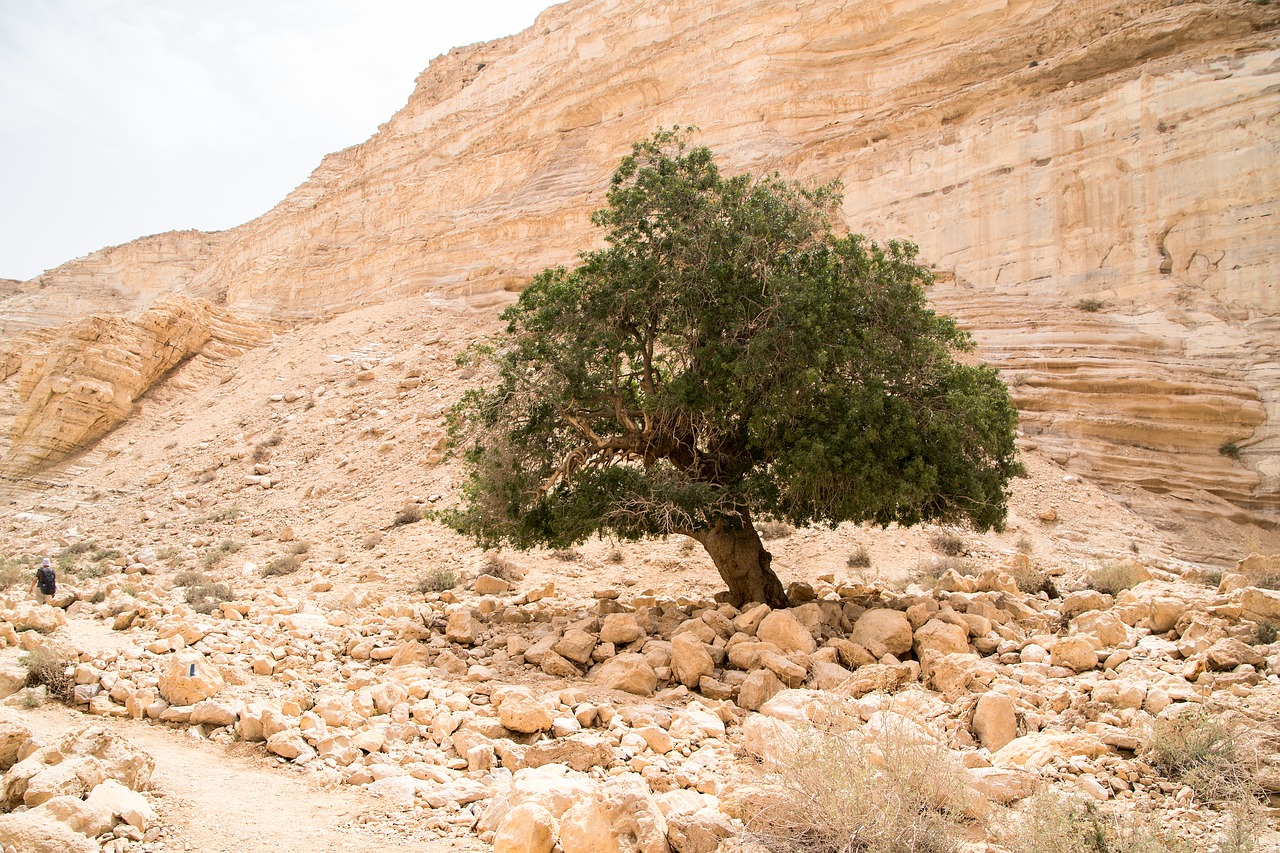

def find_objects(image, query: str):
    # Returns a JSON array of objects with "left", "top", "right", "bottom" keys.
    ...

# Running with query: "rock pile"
[
  {"left": 0, "top": 716, "right": 158, "bottom": 853},
  {"left": 1, "top": 551, "right": 1278, "bottom": 851}
]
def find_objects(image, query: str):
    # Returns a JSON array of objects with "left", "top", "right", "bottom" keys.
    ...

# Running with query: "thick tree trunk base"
[{"left": 691, "top": 525, "right": 789, "bottom": 609}]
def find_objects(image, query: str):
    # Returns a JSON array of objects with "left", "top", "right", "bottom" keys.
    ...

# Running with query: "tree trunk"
[{"left": 690, "top": 522, "right": 789, "bottom": 609}]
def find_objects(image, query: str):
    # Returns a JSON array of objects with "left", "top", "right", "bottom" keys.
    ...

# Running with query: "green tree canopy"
[{"left": 445, "top": 129, "right": 1021, "bottom": 607}]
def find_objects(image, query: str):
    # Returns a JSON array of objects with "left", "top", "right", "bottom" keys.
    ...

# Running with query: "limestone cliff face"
[
  {"left": 3, "top": 0, "right": 1278, "bottom": 556},
  {"left": 0, "top": 297, "right": 269, "bottom": 476}
]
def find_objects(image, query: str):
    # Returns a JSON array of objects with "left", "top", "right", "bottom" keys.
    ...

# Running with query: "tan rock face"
[
  {"left": 158, "top": 653, "right": 225, "bottom": 706},
  {"left": 2, "top": 0, "right": 1278, "bottom": 557}
]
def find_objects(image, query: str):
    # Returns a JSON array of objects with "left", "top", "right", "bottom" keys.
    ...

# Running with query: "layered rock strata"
[{"left": 1, "top": 0, "right": 1276, "bottom": 545}]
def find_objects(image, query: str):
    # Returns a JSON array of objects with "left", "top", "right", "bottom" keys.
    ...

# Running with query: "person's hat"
[{"left": 41, "top": 558, "right": 51, "bottom": 568}]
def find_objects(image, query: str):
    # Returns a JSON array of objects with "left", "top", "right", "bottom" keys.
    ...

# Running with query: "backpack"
[{"left": 36, "top": 566, "right": 56, "bottom": 595}]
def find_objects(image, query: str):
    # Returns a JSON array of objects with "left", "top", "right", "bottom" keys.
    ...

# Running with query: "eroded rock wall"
[
  {"left": 0, "top": 297, "right": 270, "bottom": 476},
  {"left": 4, "top": 0, "right": 1278, "bottom": 550}
]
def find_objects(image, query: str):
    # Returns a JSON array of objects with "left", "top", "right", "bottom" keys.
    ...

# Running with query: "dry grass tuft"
[
  {"left": 1000, "top": 792, "right": 1192, "bottom": 853},
  {"left": 1089, "top": 560, "right": 1146, "bottom": 596},
  {"left": 847, "top": 544, "right": 871, "bottom": 569},
  {"left": 21, "top": 646, "right": 75, "bottom": 703},
  {"left": 1145, "top": 708, "right": 1260, "bottom": 804},
  {"left": 929, "top": 530, "right": 965, "bottom": 557},
  {"left": 482, "top": 554, "right": 525, "bottom": 580},
  {"left": 757, "top": 521, "right": 796, "bottom": 541},
  {"left": 262, "top": 555, "right": 302, "bottom": 577},
  {"left": 417, "top": 567, "right": 458, "bottom": 593},
  {"left": 184, "top": 581, "right": 234, "bottom": 614},
  {"left": 740, "top": 718, "right": 973, "bottom": 853}
]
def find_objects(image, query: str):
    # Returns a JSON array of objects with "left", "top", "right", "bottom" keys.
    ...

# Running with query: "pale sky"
[{"left": 0, "top": 0, "right": 554, "bottom": 281}]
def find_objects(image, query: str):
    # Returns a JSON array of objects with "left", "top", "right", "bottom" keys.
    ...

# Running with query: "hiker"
[{"left": 30, "top": 558, "right": 56, "bottom": 604}]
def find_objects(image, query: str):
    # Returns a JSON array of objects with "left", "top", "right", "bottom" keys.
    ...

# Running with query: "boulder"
[
  {"left": 499, "top": 689, "right": 554, "bottom": 734},
  {"left": 991, "top": 732, "right": 1107, "bottom": 771},
  {"left": 913, "top": 619, "right": 969, "bottom": 658},
  {"left": 839, "top": 662, "right": 918, "bottom": 698},
  {"left": 560, "top": 776, "right": 669, "bottom": 853},
  {"left": 35, "top": 794, "right": 114, "bottom": 837},
  {"left": 850, "top": 609, "right": 913, "bottom": 658},
  {"left": 446, "top": 610, "right": 480, "bottom": 645},
  {"left": 1069, "top": 610, "right": 1128, "bottom": 648},
  {"left": 1060, "top": 590, "right": 1112, "bottom": 619},
  {"left": 158, "top": 653, "right": 224, "bottom": 706},
  {"left": 479, "top": 765, "right": 599, "bottom": 833},
  {"left": 84, "top": 778, "right": 156, "bottom": 830},
  {"left": 1049, "top": 636, "right": 1098, "bottom": 672},
  {"left": 737, "top": 668, "right": 784, "bottom": 711},
  {"left": 670, "top": 633, "right": 715, "bottom": 690},
  {"left": 666, "top": 808, "right": 735, "bottom": 853},
  {"left": 756, "top": 610, "right": 816, "bottom": 655},
  {"left": 972, "top": 693, "right": 1017, "bottom": 752},
  {"left": 599, "top": 614, "right": 645, "bottom": 645},
  {"left": 555, "top": 629, "right": 598, "bottom": 665},
  {"left": 0, "top": 809, "right": 98, "bottom": 853},
  {"left": 3, "top": 726, "right": 153, "bottom": 809},
  {"left": 1203, "top": 637, "right": 1265, "bottom": 671},
  {"left": 494, "top": 801, "right": 558, "bottom": 853},
  {"left": 0, "top": 716, "right": 33, "bottom": 770},
  {"left": 593, "top": 654, "right": 657, "bottom": 696}
]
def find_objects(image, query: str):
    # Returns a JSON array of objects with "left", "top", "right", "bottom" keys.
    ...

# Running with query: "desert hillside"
[
  {"left": 0, "top": 0, "right": 1279, "bottom": 850},
  {"left": 0, "top": 0, "right": 1276, "bottom": 564}
]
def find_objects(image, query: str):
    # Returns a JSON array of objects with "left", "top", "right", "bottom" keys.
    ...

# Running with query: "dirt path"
[
  {"left": 8, "top": 616, "right": 486, "bottom": 853},
  {"left": 19, "top": 703, "right": 485, "bottom": 853}
]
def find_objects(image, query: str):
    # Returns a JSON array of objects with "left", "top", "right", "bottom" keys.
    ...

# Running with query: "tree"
[{"left": 444, "top": 129, "right": 1021, "bottom": 608}]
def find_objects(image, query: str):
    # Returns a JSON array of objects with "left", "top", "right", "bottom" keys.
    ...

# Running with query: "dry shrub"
[
  {"left": 1237, "top": 555, "right": 1280, "bottom": 591},
  {"left": 847, "top": 545, "right": 871, "bottom": 569},
  {"left": 741, "top": 719, "right": 972, "bottom": 853},
  {"left": 201, "top": 539, "right": 242, "bottom": 569},
  {"left": 757, "top": 521, "right": 795, "bottom": 541},
  {"left": 1090, "top": 560, "right": 1145, "bottom": 596},
  {"left": 929, "top": 531, "right": 965, "bottom": 557},
  {"left": 1250, "top": 621, "right": 1277, "bottom": 645},
  {"left": 482, "top": 554, "right": 525, "bottom": 581},
  {"left": 606, "top": 548, "right": 625, "bottom": 564},
  {"left": 393, "top": 503, "right": 424, "bottom": 526},
  {"left": 1075, "top": 298, "right": 1105, "bottom": 313},
  {"left": 1145, "top": 709, "right": 1260, "bottom": 804},
  {"left": 551, "top": 548, "right": 579, "bottom": 562},
  {"left": 173, "top": 570, "right": 209, "bottom": 587},
  {"left": 417, "top": 567, "right": 458, "bottom": 593},
  {"left": 0, "top": 559, "right": 24, "bottom": 590},
  {"left": 185, "top": 581, "right": 234, "bottom": 614},
  {"left": 1000, "top": 792, "right": 1192, "bottom": 853},
  {"left": 1005, "top": 559, "right": 1054, "bottom": 596},
  {"left": 909, "top": 556, "right": 971, "bottom": 587},
  {"left": 21, "top": 646, "right": 75, "bottom": 703},
  {"left": 262, "top": 555, "right": 302, "bottom": 577}
]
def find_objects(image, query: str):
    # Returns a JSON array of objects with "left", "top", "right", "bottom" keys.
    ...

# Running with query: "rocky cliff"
[{"left": 2, "top": 0, "right": 1277, "bottom": 561}]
